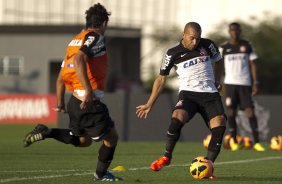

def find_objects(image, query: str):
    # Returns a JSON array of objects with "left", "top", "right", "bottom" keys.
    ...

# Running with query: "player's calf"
[
  {"left": 95, "top": 143, "right": 116, "bottom": 179},
  {"left": 164, "top": 118, "right": 183, "bottom": 159},
  {"left": 206, "top": 126, "right": 226, "bottom": 162}
]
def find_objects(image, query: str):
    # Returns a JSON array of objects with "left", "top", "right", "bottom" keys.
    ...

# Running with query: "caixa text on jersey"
[{"left": 183, "top": 56, "right": 209, "bottom": 68}]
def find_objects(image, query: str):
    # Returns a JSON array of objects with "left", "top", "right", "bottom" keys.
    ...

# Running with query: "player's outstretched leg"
[
  {"left": 23, "top": 124, "right": 49, "bottom": 147},
  {"left": 151, "top": 118, "right": 183, "bottom": 171}
]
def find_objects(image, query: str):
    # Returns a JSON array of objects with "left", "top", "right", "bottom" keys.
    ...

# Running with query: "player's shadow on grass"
[{"left": 220, "top": 176, "right": 282, "bottom": 182}]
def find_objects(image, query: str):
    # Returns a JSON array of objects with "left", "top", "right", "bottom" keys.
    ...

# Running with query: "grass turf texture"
[{"left": 0, "top": 124, "right": 282, "bottom": 184}]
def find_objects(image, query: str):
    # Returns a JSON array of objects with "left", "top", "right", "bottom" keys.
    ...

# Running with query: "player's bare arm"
[
  {"left": 214, "top": 59, "right": 224, "bottom": 91},
  {"left": 250, "top": 59, "right": 258, "bottom": 96},
  {"left": 136, "top": 75, "right": 166, "bottom": 119},
  {"left": 52, "top": 68, "right": 67, "bottom": 113},
  {"left": 73, "top": 50, "right": 95, "bottom": 109}
]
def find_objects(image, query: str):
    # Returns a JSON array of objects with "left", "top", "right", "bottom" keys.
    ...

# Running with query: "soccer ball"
[
  {"left": 203, "top": 134, "right": 211, "bottom": 148},
  {"left": 270, "top": 136, "right": 282, "bottom": 151},
  {"left": 189, "top": 156, "right": 213, "bottom": 179}
]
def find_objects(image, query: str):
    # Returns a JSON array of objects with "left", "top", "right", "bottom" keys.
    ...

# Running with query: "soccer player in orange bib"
[{"left": 23, "top": 3, "right": 122, "bottom": 182}]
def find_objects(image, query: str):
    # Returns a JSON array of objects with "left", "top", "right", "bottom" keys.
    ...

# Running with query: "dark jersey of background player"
[{"left": 219, "top": 22, "right": 265, "bottom": 151}]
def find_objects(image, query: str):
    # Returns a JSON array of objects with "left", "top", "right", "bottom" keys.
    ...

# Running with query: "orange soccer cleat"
[{"left": 150, "top": 156, "right": 171, "bottom": 171}]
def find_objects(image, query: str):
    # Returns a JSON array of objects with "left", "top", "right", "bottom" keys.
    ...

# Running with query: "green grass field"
[{"left": 0, "top": 124, "right": 282, "bottom": 184}]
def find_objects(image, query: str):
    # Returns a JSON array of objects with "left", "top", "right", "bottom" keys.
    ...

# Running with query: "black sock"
[
  {"left": 228, "top": 115, "right": 237, "bottom": 143},
  {"left": 46, "top": 128, "right": 80, "bottom": 146},
  {"left": 164, "top": 118, "right": 183, "bottom": 159},
  {"left": 206, "top": 126, "right": 226, "bottom": 162},
  {"left": 249, "top": 116, "right": 259, "bottom": 143},
  {"left": 96, "top": 144, "right": 116, "bottom": 178},
  {"left": 96, "top": 161, "right": 110, "bottom": 178},
  {"left": 164, "top": 142, "right": 175, "bottom": 159}
]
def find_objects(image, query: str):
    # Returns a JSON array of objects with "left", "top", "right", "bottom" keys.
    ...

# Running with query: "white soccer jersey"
[
  {"left": 220, "top": 40, "right": 258, "bottom": 86},
  {"left": 160, "top": 38, "right": 222, "bottom": 93}
]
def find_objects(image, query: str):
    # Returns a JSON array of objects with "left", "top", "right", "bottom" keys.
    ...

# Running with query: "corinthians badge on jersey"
[{"left": 240, "top": 45, "right": 246, "bottom": 52}]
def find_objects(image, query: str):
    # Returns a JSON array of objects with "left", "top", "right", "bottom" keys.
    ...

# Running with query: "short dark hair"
[
  {"left": 229, "top": 22, "right": 241, "bottom": 29},
  {"left": 184, "top": 22, "right": 202, "bottom": 33},
  {"left": 85, "top": 3, "right": 111, "bottom": 28}
]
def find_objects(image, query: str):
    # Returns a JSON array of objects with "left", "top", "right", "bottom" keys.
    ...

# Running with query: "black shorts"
[
  {"left": 173, "top": 91, "right": 225, "bottom": 127},
  {"left": 225, "top": 84, "right": 254, "bottom": 109},
  {"left": 67, "top": 95, "right": 114, "bottom": 141}
]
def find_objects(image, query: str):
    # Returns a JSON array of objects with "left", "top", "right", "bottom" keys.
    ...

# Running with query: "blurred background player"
[
  {"left": 219, "top": 22, "right": 265, "bottom": 151},
  {"left": 136, "top": 22, "right": 226, "bottom": 179},
  {"left": 23, "top": 3, "right": 122, "bottom": 182}
]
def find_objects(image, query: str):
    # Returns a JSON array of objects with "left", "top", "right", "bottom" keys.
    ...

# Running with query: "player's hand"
[
  {"left": 52, "top": 105, "right": 67, "bottom": 113},
  {"left": 252, "top": 84, "right": 258, "bottom": 96},
  {"left": 136, "top": 104, "right": 151, "bottom": 119},
  {"left": 80, "top": 91, "right": 95, "bottom": 109}
]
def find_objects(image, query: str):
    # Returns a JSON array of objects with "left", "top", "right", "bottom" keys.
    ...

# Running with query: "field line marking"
[
  {"left": 129, "top": 156, "right": 282, "bottom": 170},
  {"left": 0, "top": 172, "right": 92, "bottom": 183},
  {"left": 0, "top": 169, "right": 91, "bottom": 173},
  {"left": 1, "top": 156, "right": 282, "bottom": 183},
  {"left": 215, "top": 156, "right": 282, "bottom": 165}
]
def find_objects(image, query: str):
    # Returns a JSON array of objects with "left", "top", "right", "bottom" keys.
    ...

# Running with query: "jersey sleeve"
[
  {"left": 208, "top": 40, "right": 222, "bottom": 62},
  {"left": 248, "top": 41, "right": 258, "bottom": 61},
  {"left": 159, "top": 49, "right": 175, "bottom": 76},
  {"left": 80, "top": 32, "right": 100, "bottom": 58}
]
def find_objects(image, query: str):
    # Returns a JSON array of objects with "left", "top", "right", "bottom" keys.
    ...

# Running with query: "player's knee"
[
  {"left": 218, "top": 115, "right": 226, "bottom": 127},
  {"left": 103, "top": 128, "right": 118, "bottom": 147},
  {"left": 172, "top": 109, "right": 188, "bottom": 123},
  {"left": 210, "top": 115, "right": 226, "bottom": 129},
  {"left": 167, "top": 118, "right": 183, "bottom": 141},
  {"left": 78, "top": 136, "right": 92, "bottom": 147},
  {"left": 108, "top": 132, "right": 118, "bottom": 146}
]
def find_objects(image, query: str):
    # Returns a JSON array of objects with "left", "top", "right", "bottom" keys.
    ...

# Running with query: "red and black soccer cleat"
[{"left": 150, "top": 156, "right": 171, "bottom": 171}]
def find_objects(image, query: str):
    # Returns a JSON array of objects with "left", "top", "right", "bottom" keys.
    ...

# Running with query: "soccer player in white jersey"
[
  {"left": 219, "top": 22, "right": 265, "bottom": 151},
  {"left": 136, "top": 22, "right": 226, "bottom": 179}
]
